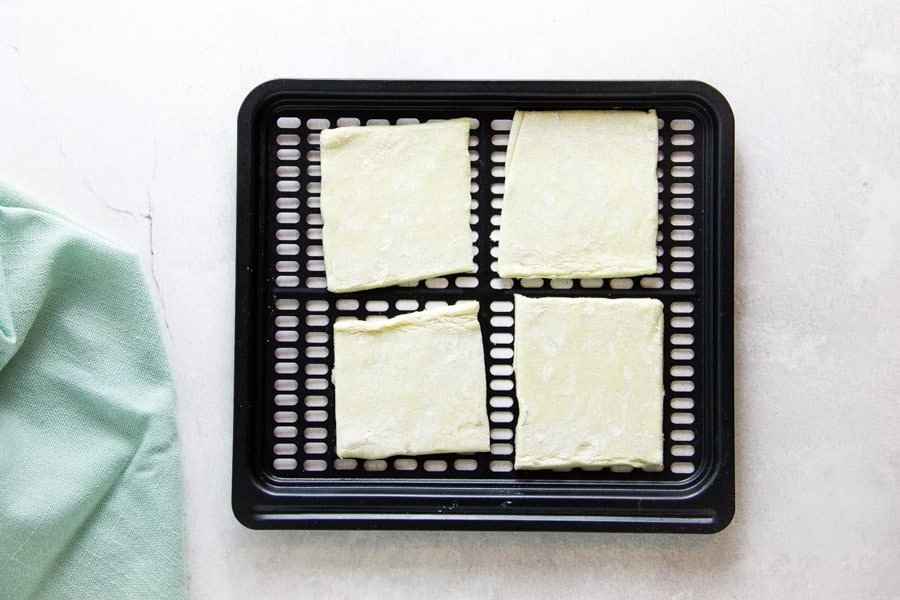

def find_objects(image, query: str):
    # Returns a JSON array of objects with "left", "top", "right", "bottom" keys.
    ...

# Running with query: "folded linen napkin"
[{"left": 0, "top": 183, "right": 185, "bottom": 599}]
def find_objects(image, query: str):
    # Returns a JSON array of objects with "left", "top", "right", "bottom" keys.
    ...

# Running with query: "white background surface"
[{"left": 2, "top": 1, "right": 898, "bottom": 598}]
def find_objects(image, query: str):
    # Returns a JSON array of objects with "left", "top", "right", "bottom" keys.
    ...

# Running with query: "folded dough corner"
[{"left": 0, "top": 182, "right": 185, "bottom": 599}]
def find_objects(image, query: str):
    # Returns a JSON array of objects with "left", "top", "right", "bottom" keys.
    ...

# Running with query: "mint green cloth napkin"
[{"left": 0, "top": 183, "right": 185, "bottom": 599}]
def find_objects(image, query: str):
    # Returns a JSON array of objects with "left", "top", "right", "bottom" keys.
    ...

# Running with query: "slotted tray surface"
[{"left": 233, "top": 80, "right": 734, "bottom": 532}]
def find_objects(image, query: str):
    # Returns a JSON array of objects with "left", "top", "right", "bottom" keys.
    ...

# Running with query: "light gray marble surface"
[{"left": 1, "top": 1, "right": 897, "bottom": 598}]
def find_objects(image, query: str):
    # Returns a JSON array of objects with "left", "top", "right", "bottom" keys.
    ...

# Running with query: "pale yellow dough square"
[
  {"left": 513, "top": 295, "right": 664, "bottom": 469},
  {"left": 333, "top": 301, "right": 490, "bottom": 459},
  {"left": 320, "top": 118, "right": 475, "bottom": 292},
  {"left": 498, "top": 110, "right": 659, "bottom": 279}
]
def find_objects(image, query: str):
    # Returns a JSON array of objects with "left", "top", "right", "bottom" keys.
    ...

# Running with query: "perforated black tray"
[{"left": 233, "top": 80, "right": 734, "bottom": 532}]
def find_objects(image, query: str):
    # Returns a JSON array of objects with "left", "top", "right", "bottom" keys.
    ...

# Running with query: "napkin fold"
[{"left": 0, "top": 183, "right": 185, "bottom": 599}]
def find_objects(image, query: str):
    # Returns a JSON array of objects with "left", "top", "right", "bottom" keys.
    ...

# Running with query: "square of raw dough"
[
  {"left": 333, "top": 301, "right": 490, "bottom": 459},
  {"left": 320, "top": 118, "right": 476, "bottom": 292},
  {"left": 513, "top": 295, "right": 664, "bottom": 469},
  {"left": 497, "top": 110, "right": 660, "bottom": 279}
]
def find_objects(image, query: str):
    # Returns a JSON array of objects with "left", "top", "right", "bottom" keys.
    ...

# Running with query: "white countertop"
[{"left": 2, "top": 1, "right": 898, "bottom": 597}]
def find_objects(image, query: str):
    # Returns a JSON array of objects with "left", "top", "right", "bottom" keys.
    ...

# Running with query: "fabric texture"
[{"left": 0, "top": 183, "right": 185, "bottom": 599}]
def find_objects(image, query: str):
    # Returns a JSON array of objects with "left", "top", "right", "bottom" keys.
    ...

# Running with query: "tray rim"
[{"left": 233, "top": 79, "right": 735, "bottom": 533}]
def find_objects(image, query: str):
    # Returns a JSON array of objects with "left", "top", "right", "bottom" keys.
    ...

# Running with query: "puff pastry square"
[
  {"left": 498, "top": 110, "right": 659, "bottom": 279},
  {"left": 320, "top": 118, "right": 475, "bottom": 292},
  {"left": 333, "top": 301, "right": 490, "bottom": 459},
  {"left": 513, "top": 295, "right": 664, "bottom": 469}
]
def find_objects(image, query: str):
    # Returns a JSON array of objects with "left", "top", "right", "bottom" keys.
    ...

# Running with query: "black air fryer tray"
[{"left": 233, "top": 80, "right": 735, "bottom": 532}]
